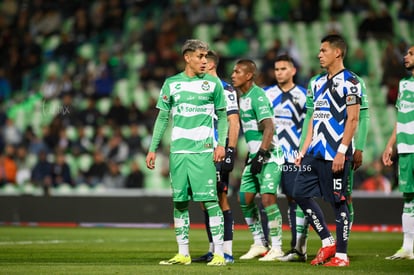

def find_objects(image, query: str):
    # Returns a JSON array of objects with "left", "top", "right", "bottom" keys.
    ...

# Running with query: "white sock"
[
  {"left": 402, "top": 202, "right": 414, "bottom": 252},
  {"left": 335, "top": 252, "right": 348, "bottom": 260},
  {"left": 223, "top": 240, "right": 232, "bottom": 255},
  {"left": 178, "top": 244, "right": 189, "bottom": 256},
  {"left": 322, "top": 236, "right": 335, "bottom": 247}
]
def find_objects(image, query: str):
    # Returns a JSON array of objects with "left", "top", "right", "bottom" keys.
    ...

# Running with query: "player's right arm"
[
  {"left": 382, "top": 122, "right": 397, "bottom": 166},
  {"left": 146, "top": 109, "right": 170, "bottom": 169}
]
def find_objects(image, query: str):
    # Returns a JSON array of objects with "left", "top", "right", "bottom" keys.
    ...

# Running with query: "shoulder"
[{"left": 343, "top": 69, "right": 361, "bottom": 85}]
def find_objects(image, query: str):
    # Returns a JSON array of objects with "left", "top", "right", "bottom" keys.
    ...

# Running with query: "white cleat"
[
  {"left": 258, "top": 247, "right": 284, "bottom": 261},
  {"left": 385, "top": 248, "right": 414, "bottom": 260},
  {"left": 239, "top": 244, "right": 269, "bottom": 260}
]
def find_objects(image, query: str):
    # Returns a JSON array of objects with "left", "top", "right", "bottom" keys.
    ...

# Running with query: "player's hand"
[
  {"left": 146, "top": 152, "right": 156, "bottom": 169},
  {"left": 352, "top": 149, "right": 363, "bottom": 170},
  {"left": 214, "top": 145, "right": 225, "bottom": 163},
  {"left": 250, "top": 149, "right": 268, "bottom": 175},
  {"left": 382, "top": 147, "right": 393, "bottom": 166},
  {"left": 294, "top": 152, "right": 304, "bottom": 166},
  {"left": 221, "top": 147, "right": 235, "bottom": 172},
  {"left": 332, "top": 152, "right": 345, "bottom": 173}
]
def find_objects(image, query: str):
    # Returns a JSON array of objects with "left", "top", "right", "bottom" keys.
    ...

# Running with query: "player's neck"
[
  {"left": 239, "top": 82, "right": 254, "bottom": 94},
  {"left": 326, "top": 62, "right": 345, "bottom": 78},
  {"left": 279, "top": 82, "right": 295, "bottom": 92}
]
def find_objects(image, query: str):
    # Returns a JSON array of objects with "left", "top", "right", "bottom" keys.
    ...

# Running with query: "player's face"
[
  {"left": 274, "top": 60, "right": 295, "bottom": 85},
  {"left": 318, "top": 42, "right": 338, "bottom": 69},
  {"left": 185, "top": 49, "right": 208, "bottom": 76},
  {"left": 404, "top": 46, "right": 414, "bottom": 71},
  {"left": 231, "top": 64, "right": 250, "bottom": 89}
]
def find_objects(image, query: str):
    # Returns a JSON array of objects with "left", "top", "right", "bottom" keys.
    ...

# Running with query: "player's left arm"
[
  {"left": 332, "top": 103, "right": 360, "bottom": 173},
  {"left": 215, "top": 108, "right": 228, "bottom": 162},
  {"left": 353, "top": 107, "right": 369, "bottom": 170}
]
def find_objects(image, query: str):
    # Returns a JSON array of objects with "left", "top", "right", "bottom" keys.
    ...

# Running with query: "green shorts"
[
  {"left": 169, "top": 153, "right": 218, "bottom": 202},
  {"left": 398, "top": 153, "right": 414, "bottom": 193},
  {"left": 240, "top": 161, "right": 282, "bottom": 194}
]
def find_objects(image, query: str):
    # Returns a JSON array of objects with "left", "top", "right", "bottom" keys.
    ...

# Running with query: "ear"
[
  {"left": 335, "top": 48, "right": 342, "bottom": 58},
  {"left": 184, "top": 53, "right": 191, "bottom": 63}
]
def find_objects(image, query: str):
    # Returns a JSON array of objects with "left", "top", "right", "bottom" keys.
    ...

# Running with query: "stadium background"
[{"left": 0, "top": 0, "right": 413, "bottom": 225}]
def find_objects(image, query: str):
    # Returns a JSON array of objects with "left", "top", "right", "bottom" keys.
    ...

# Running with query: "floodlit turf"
[{"left": 0, "top": 226, "right": 412, "bottom": 274}]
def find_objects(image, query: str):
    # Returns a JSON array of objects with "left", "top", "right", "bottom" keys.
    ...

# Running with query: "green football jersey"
[
  {"left": 157, "top": 72, "right": 226, "bottom": 153},
  {"left": 239, "top": 84, "right": 284, "bottom": 164},
  {"left": 396, "top": 75, "right": 414, "bottom": 153}
]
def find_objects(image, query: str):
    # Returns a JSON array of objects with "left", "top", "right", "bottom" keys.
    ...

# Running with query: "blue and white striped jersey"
[
  {"left": 265, "top": 84, "right": 307, "bottom": 163},
  {"left": 306, "top": 69, "right": 362, "bottom": 161}
]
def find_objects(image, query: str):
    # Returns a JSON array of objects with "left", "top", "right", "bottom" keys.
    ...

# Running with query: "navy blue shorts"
[
  {"left": 293, "top": 155, "right": 350, "bottom": 203},
  {"left": 281, "top": 163, "right": 300, "bottom": 197}
]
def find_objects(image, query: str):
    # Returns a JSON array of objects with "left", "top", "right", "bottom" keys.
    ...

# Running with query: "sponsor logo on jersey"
[
  {"left": 198, "top": 95, "right": 209, "bottom": 100},
  {"left": 315, "top": 99, "right": 329, "bottom": 107},
  {"left": 313, "top": 111, "right": 331, "bottom": 119},
  {"left": 184, "top": 106, "right": 208, "bottom": 113},
  {"left": 274, "top": 109, "right": 292, "bottom": 117},
  {"left": 400, "top": 101, "right": 414, "bottom": 112}
]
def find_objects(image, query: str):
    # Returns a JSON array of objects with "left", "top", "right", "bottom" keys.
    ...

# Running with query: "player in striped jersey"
[
  {"left": 192, "top": 50, "right": 240, "bottom": 264},
  {"left": 146, "top": 39, "right": 228, "bottom": 266},
  {"left": 294, "top": 34, "right": 361, "bottom": 267},
  {"left": 232, "top": 59, "right": 285, "bottom": 261},
  {"left": 383, "top": 45, "right": 414, "bottom": 260},
  {"left": 264, "top": 54, "right": 308, "bottom": 262}
]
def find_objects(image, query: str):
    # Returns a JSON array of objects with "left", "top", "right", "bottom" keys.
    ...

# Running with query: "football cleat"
[
  {"left": 310, "top": 244, "right": 336, "bottom": 265},
  {"left": 224, "top": 253, "right": 234, "bottom": 264},
  {"left": 206, "top": 253, "right": 226, "bottom": 266},
  {"left": 239, "top": 244, "right": 269, "bottom": 260},
  {"left": 159, "top": 254, "right": 191, "bottom": 265},
  {"left": 278, "top": 248, "right": 307, "bottom": 262},
  {"left": 385, "top": 248, "right": 414, "bottom": 260},
  {"left": 258, "top": 247, "right": 284, "bottom": 261},
  {"left": 323, "top": 256, "right": 349, "bottom": 267},
  {"left": 192, "top": 252, "right": 213, "bottom": 262}
]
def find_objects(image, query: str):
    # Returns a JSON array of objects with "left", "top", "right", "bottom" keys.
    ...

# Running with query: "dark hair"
[
  {"left": 206, "top": 50, "right": 219, "bottom": 66},
  {"left": 321, "top": 34, "right": 347, "bottom": 58},
  {"left": 274, "top": 54, "right": 295, "bottom": 65},
  {"left": 236, "top": 59, "right": 257, "bottom": 78}
]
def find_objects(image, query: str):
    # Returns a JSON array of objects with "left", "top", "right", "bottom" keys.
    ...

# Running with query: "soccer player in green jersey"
[
  {"left": 231, "top": 59, "right": 285, "bottom": 261},
  {"left": 146, "top": 39, "right": 228, "bottom": 266},
  {"left": 382, "top": 45, "right": 414, "bottom": 260}
]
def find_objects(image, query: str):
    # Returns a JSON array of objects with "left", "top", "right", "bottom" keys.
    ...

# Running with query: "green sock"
[
  {"left": 204, "top": 201, "right": 224, "bottom": 255},
  {"left": 265, "top": 204, "right": 282, "bottom": 248},
  {"left": 173, "top": 202, "right": 189, "bottom": 255},
  {"left": 241, "top": 202, "right": 265, "bottom": 245}
]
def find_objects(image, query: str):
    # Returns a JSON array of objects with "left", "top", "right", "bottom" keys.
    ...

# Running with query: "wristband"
[{"left": 338, "top": 144, "right": 348, "bottom": 154}]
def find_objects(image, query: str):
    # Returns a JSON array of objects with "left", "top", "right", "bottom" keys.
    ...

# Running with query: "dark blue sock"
[
  {"left": 223, "top": 209, "right": 234, "bottom": 241},
  {"left": 334, "top": 201, "right": 349, "bottom": 254},
  {"left": 259, "top": 203, "right": 269, "bottom": 245},
  {"left": 289, "top": 201, "right": 297, "bottom": 249},
  {"left": 204, "top": 210, "right": 213, "bottom": 243},
  {"left": 296, "top": 198, "right": 331, "bottom": 240}
]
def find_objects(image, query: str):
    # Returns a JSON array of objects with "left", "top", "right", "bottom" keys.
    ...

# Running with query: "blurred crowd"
[{"left": 0, "top": 0, "right": 413, "bottom": 194}]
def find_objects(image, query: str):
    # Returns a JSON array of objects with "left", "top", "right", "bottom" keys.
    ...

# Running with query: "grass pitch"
[{"left": 0, "top": 226, "right": 412, "bottom": 274}]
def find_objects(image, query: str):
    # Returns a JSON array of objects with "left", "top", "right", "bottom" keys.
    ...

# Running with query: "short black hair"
[
  {"left": 321, "top": 34, "right": 347, "bottom": 58},
  {"left": 274, "top": 54, "right": 295, "bottom": 65},
  {"left": 206, "top": 50, "right": 219, "bottom": 66}
]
